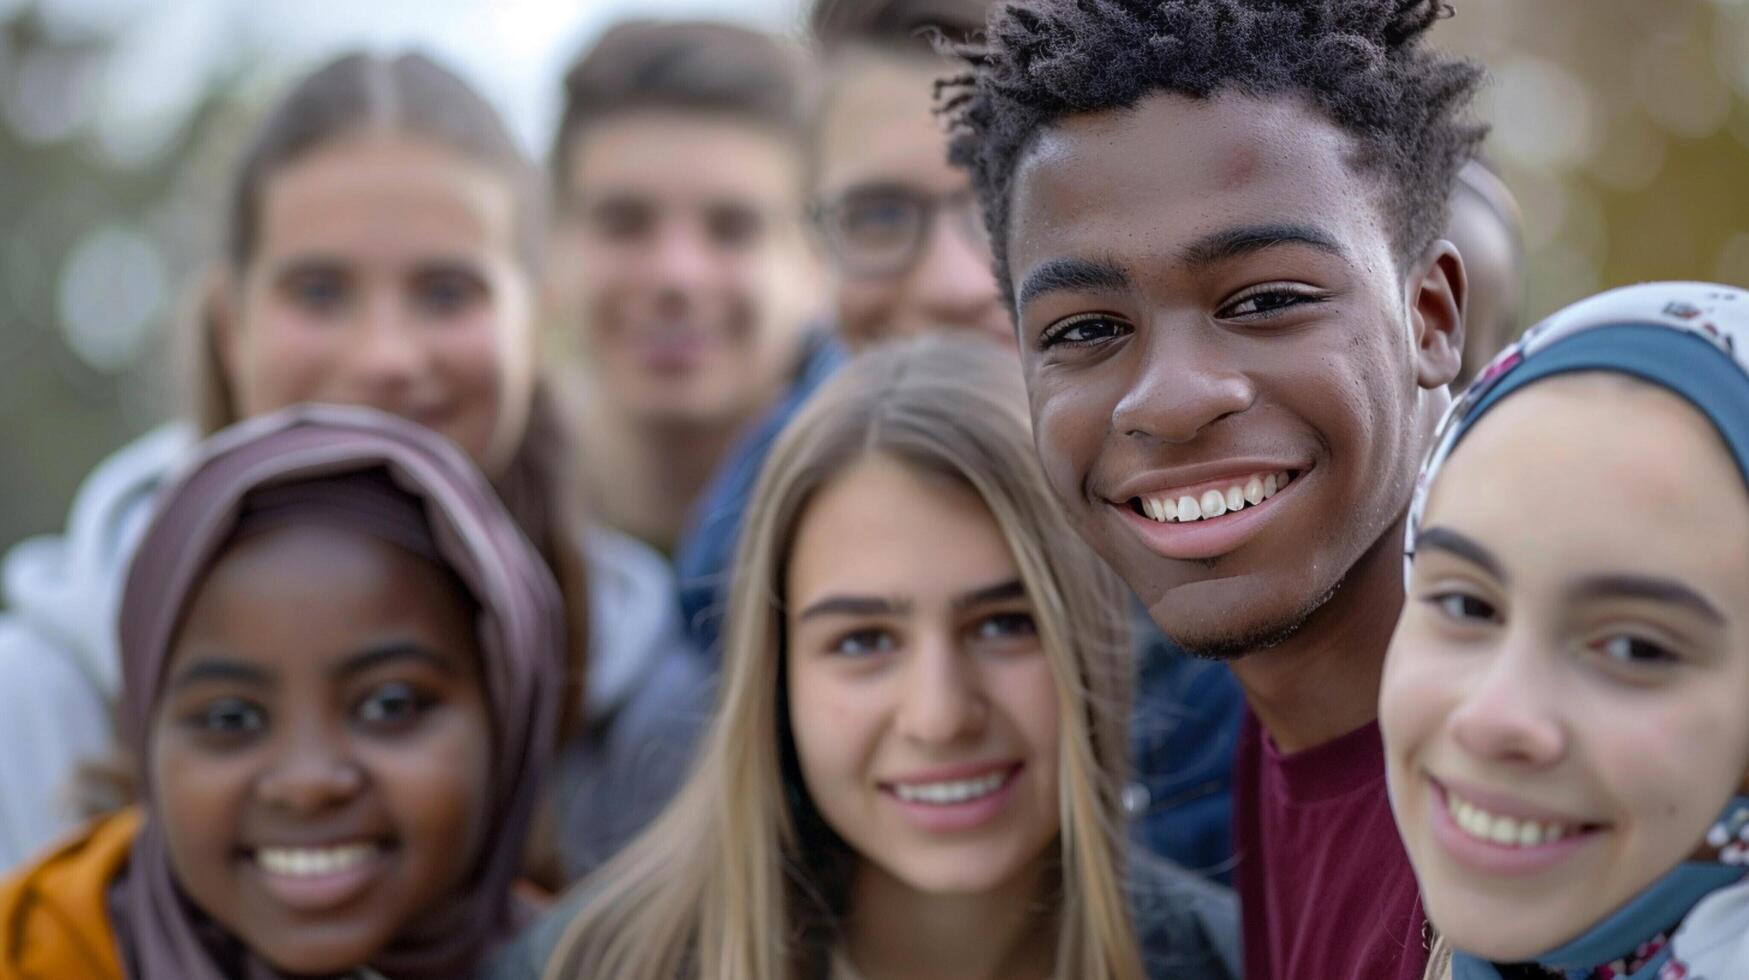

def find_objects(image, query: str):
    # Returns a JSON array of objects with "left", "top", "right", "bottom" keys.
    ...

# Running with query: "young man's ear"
[{"left": 1409, "top": 238, "right": 1466, "bottom": 391}]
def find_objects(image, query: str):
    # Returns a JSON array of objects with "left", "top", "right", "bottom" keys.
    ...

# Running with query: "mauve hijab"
[{"left": 113, "top": 403, "right": 565, "bottom": 980}]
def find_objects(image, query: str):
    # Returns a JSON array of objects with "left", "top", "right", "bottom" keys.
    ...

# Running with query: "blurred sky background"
[{"left": 2, "top": 0, "right": 1747, "bottom": 552}]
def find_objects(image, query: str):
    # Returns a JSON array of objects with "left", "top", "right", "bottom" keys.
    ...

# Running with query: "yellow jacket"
[{"left": 0, "top": 808, "right": 138, "bottom": 980}]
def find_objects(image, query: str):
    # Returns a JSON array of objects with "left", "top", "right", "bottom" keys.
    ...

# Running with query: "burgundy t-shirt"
[{"left": 1233, "top": 711, "right": 1429, "bottom": 980}]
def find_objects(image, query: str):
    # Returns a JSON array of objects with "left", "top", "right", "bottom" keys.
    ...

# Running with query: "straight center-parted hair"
[{"left": 544, "top": 333, "right": 1145, "bottom": 980}]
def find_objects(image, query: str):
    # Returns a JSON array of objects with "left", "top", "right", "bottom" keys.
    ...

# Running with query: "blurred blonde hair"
[{"left": 544, "top": 332, "right": 1144, "bottom": 980}]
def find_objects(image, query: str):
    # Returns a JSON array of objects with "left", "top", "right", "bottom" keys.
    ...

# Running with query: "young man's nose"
[{"left": 1113, "top": 323, "right": 1255, "bottom": 445}]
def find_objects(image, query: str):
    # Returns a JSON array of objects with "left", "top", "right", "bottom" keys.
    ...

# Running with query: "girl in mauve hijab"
[{"left": 0, "top": 404, "right": 563, "bottom": 980}]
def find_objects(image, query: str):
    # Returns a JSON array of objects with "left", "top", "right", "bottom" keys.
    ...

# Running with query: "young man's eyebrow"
[
  {"left": 1567, "top": 574, "right": 1726, "bottom": 627},
  {"left": 1414, "top": 526, "right": 1507, "bottom": 582},
  {"left": 1016, "top": 256, "right": 1131, "bottom": 310},
  {"left": 796, "top": 595, "right": 912, "bottom": 622},
  {"left": 334, "top": 641, "right": 460, "bottom": 680},
  {"left": 951, "top": 579, "right": 1028, "bottom": 612},
  {"left": 168, "top": 658, "right": 274, "bottom": 693},
  {"left": 1179, "top": 223, "right": 1346, "bottom": 267}
]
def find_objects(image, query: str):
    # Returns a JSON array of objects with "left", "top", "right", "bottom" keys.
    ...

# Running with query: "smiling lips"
[
  {"left": 247, "top": 839, "right": 393, "bottom": 912},
  {"left": 1131, "top": 470, "right": 1296, "bottom": 524},
  {"left": 881, "top": 763, "right": 1023, "bottom": 833},
  {"left": 1427, "top": 777, "right": 1604, "bottom": 877}
]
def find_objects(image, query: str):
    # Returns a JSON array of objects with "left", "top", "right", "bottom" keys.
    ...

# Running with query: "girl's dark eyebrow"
[
  {"left": 797, "top": 595, "right": 911, "bottom": 621},
  {"left": 1414, "top": 526, "right": 1506, "bottom": 581},
  {"left": 1567, "top": 574, "right": 1726, "bottom": 626},
  {"left": 169, "top": 658, "right": 273, "bottom": 692},
  {"left": 334, "top": 642, "right": 458, "bottom": 680},
  {"left": 952, "top": 578, "right": 1027, "bottom": 611}
]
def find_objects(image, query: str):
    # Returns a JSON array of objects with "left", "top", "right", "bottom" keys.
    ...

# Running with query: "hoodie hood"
[{"left": 1, "top": 426, "right": 193, "bottom": 700}]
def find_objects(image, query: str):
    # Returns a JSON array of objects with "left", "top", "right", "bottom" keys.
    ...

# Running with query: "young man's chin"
[{"left": 1143, "top": 574, "right": 1343, "bottom": 661}]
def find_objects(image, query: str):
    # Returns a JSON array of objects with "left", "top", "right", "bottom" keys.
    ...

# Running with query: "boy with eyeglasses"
[{"left": 806, "top": 0, "right": 1012, "bottom": 349}]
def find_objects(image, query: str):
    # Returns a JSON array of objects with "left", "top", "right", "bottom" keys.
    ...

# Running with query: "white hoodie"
[
  {"left": 0, "top": 426, "right": 703, "bottom": 874},
  {"left": 0, "top": 425, "right": 192, "bottom": 869}
]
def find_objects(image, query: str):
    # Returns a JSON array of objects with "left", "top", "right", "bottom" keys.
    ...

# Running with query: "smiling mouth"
[
  {"left": 1126, "top": 469, "right": 1300, "bottom": 524},
  {"left": 881, "top": 765, "right": 1022, "bottom": 807},
  {"left": 252, "top": 841, "right": 387, "bottom": 877},
  {"left": 1437, "top": 781, "right": 1603, "bottom": 849}
]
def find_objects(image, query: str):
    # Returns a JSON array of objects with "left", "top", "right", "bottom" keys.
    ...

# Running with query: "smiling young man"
[
  {"left": 548, "top": 21, "right": 827, "bottom": 556},
  {"left": 947, "top": 2, "right": 1483, "bottom": 977}
]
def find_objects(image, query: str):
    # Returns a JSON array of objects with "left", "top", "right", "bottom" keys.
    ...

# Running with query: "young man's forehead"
[{"left": 1006, "top": 92, "right": 1389, "bottom": 284}]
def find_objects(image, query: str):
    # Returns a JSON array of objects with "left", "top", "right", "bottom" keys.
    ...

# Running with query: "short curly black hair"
[{"left": 943, "top": 0, "right": 1488, "bottom": 307}]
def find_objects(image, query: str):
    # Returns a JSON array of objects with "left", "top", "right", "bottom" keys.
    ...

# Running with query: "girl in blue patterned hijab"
[{"left": 1382, "top": 282, "right": 1749, "bottom": 980}]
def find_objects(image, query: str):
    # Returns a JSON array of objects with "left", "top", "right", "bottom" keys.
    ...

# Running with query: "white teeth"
[
  {"left": 892, "top": 771, "right": 1008, "bottom": 805},
  {"left": 1135, "top": 471, "right": 1295, "bottom": 525},
  {"left": 1445, "top": 789, "right": 1581, "bottom": 850},
  {"left": 256, "top": 842, "right": 381, "bottom": 878},
  {"left": 1200, "top": 489, "right": 1227, "bottom": 517}
]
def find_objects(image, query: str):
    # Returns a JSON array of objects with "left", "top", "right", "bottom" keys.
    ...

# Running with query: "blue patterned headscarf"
[{"left": 1404, "top": 282, "right": 1749, "bottom": 980}]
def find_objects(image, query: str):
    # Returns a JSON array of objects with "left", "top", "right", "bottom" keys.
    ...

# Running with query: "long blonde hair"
[{"left": 545, "top": 333, "right": 1145, "bottom": 980}]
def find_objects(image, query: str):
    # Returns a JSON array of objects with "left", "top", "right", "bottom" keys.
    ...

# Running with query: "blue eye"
[
  {"left": 829, "top": 628, "right": 896, "bottom": 657},
  {"left": 1039, "top": 315, "right": 1129, "bottom": 349},
  {"left": 356, "top": 681, "right": 431, "bottom": 728}
]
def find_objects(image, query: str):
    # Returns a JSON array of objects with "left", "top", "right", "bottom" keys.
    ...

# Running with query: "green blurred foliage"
[{"left": 0, "top": 3, "right": 248, "bottom": 553}]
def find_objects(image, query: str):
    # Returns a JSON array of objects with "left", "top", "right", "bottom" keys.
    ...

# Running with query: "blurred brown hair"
[
  {"left": 551, "top": 20, "right": 811, "bottom": 203},
  {"left": 808, "top": 0, "right": 993, "bottom": 52}
]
